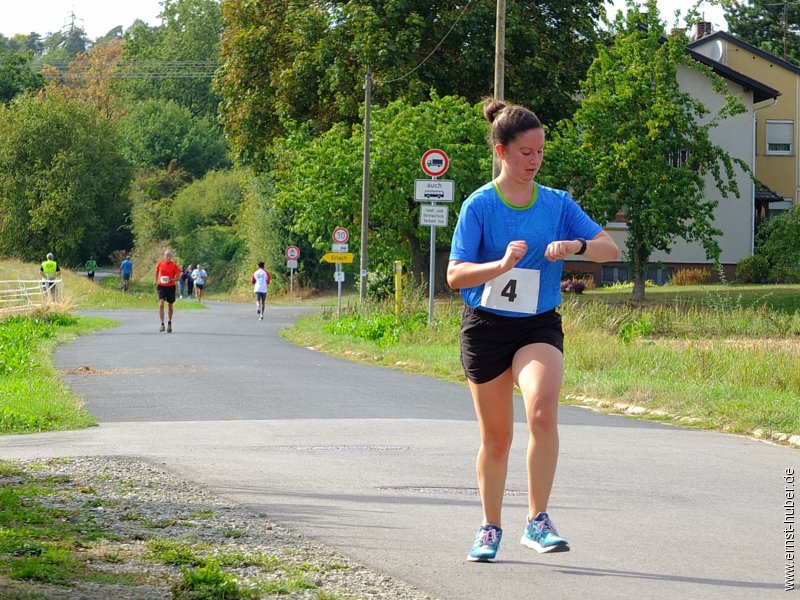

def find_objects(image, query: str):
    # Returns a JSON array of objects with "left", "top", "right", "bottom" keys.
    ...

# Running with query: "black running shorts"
[
  {"left": 460, "top": 306, "right": 564, "bottom": 384},
  {"left": 157, "top": 285, "right": 177, "bottom": 304}
]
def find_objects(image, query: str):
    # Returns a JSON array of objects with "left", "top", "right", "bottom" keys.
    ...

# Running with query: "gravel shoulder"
[{"left": 0, "top": 455, "right": 437, "bottom": 600}]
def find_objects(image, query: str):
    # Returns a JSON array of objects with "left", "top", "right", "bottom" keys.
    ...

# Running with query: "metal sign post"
[
  {"left": 326, "top": 228, "right": 350, "bottom": 316},
  {"left": 417, "top": 150, "right": 452, "bottom": 325},
  {"left": 285, "top": 246, "right": 300, "bottom": 294},
  {"left": 428, "top": 198, "right": 436, "bottom": 325}
]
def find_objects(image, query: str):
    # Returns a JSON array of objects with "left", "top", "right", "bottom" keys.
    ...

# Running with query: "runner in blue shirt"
[
  {"left": 119, "top": 255, "right": 133, "bottom": 292},
  {"left": 448, "top": 99, "right": 619, "bottom": 562}
]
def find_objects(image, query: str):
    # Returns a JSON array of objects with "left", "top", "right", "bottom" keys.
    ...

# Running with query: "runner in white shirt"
[
  {"left": 251, "top": 262, "right": 270, "bottom": 321},
  {"left": 191, "top": 264, "right": 208, "bottom": 301}
]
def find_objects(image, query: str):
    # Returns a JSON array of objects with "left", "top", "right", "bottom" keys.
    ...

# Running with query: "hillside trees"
[
  {"left": 117, "top": 0, "right": 224, "bottom": 118},
  {"left": 0, "top": 94, "right": 133, "bottom": 264},
  {"left": 0, "top": 50, "right": 42, "bottom": 103},
  {"left": 171, "top": 170, "right": 245, "bottom": 288},
  {"left": 117, "top": 99, "right": 230, "bottom": 179}
]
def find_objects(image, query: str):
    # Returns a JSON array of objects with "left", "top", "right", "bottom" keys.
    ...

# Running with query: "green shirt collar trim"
[{"left": 493, "top": 181, "right": 538, "bottom": 210}]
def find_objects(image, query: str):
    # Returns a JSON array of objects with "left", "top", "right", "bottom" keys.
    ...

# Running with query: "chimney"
[{"left": 693, "top": 21, "right": 712, "bottom": 41}]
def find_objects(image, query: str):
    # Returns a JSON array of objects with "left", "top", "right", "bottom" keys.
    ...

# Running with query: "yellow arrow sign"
[{"left": 322, "top": 252, "right": 354, "bottom": 264}]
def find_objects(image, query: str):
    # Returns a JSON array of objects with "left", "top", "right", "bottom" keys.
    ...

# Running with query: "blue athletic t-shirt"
[{"left": 449, "top": 181, "right": 602, "bottom": 317}]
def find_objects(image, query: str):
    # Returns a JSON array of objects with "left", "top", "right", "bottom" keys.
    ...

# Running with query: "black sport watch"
[{"left": 575, "top": 238, "right": 587, "bottom": 255}]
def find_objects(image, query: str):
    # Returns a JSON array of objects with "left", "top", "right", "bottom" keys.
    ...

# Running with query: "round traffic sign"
[
  {"left": 285, "top": 245, "right": 301, "bottom": 260},
  {"left": 332, "top": 227, "right": 349, "bottom": 244},
  {"left": 421, "top": 149, "right": 449, "bottom": 177}
]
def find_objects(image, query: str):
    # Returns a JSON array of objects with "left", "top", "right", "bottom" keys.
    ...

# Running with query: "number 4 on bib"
[
  {"left": 501, "top": 279, "right": 518, "bottom": 302},
  {"left": 481, "top": 267, "right": 540, "bottom": 315}
]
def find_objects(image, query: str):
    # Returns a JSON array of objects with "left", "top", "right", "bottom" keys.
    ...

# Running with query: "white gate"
[{"left": 0, "top": 279, "right": 63, "bottom": 315}]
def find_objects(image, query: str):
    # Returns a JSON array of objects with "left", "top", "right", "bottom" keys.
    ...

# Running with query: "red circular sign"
[
  {"left": 285, "top": 245, "right": 300, "bottom": 260},
  {"left": 421, "top": 149, "right": 449, "bottom": 177},
  {"left": 332, "top": 227, "right": 349, "bottom": 243}
]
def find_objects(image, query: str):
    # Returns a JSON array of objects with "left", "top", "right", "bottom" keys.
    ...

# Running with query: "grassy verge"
[
  {"left": 283, "top": 285, "right": 800, "bottom": 441},
  {"left": 0, "top": 457, "right": 398, "bottom": 600},
  {"left": 0, "top": 311, "right": 116, "bottom": 434}
]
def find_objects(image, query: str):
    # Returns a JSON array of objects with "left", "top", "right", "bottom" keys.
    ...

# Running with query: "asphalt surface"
[{"left": 0, "top": 301, "right": 795, "bottom": 599}]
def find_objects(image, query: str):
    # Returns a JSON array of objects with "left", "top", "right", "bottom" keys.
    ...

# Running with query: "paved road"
[{"left": 0, "top": 302, "right": 794, "bottom": 599}]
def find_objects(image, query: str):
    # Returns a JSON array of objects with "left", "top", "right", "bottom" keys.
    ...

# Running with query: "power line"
[{"left": 376, "top": 0, "right": 474, "bottom": 86}]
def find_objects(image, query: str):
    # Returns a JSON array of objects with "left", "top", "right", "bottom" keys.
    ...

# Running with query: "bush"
[
  {"left": 561, "top": 279, "right": 586, "bottom": 294},
  {"left": 671, "top": 267, "right": 710, "bottom": 286},
  {"left": 735, "top": 255, "right": 770, "bottom": 284}
]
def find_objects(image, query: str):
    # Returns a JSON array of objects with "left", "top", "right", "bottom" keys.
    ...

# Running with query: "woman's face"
[{"left": 496, "top": 127, "right": 545, "bottom": 183}]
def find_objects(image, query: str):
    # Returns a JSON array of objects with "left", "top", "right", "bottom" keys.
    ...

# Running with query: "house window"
[
  {"left": 668, "top": 148, "right": 690, "bottom": 168},
  {"left": 601, "top": 266, "right": 628, "bottom": 284},
  {"left": 766, "top": 120, "right": 793, "bottom": 155}
]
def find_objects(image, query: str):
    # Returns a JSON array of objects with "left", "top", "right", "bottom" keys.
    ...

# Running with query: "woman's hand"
[
  {"left": 500, "top": 240, "right": 528, "bottom": 271},
  {"left": 544, "top": 240, "right": 581, "bottom": 262}
]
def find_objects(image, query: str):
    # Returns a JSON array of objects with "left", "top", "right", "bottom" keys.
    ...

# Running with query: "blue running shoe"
[
  {"left": 520, "top": 512, "right": 569, "bottom": 553},
  {"left": 467, "top": 524, "right": 503, "bottom": 562}
]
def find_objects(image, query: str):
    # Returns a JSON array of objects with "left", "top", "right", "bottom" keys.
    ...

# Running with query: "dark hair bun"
[{"left": 483, "top": 98, "right": 506, "bottom": 123}]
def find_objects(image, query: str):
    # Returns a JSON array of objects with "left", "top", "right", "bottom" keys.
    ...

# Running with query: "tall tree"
[
  {"left": 117, "top": 98, "right": 230, "bottom": 179},
  {"left": 216, "top": 0, "right": 605, "bottom": 169},
  {"left": 541, "top": 1, "right": 747, "bottom": 300},
  {"left": 269, "top": 93, "right": 489, "bottom": 286},
  {"left": 0, "top": 94, "right": 133, "bottom": 264},
  {"left": 723, "top": 0, "right": 800, "bottom": 64},
  {"left": 117, "top": 0, "right": 224, "bottom": 118},
  {"left": 0, "top": 50, "right": 43, "bottom": 103},
  {"left": 42, "top": 40, "right": 126, "bottom": 120}
]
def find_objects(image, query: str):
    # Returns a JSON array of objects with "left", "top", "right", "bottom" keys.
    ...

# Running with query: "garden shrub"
[
  {"left": 735, "top": 255, "right": 770, "bottom": 284},
  {"left": 671, "top": 267, "right": 710, "bottom": 286}
]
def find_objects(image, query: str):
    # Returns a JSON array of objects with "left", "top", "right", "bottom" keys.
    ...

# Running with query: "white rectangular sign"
[
  {"left": 420, "top": 204, "right": 449, "bottom": 227},
  {"left": 287, "top": 260, "right": 298, "bottom": 269},
  {"left": 334, "top": 271, "right": 345, "bottom": 282},
  {"left": 332, "top": 243, "right": 348, "bottom": 252},
  {"left": 415, "top": 179, "right": 455, "bottom": 202}
]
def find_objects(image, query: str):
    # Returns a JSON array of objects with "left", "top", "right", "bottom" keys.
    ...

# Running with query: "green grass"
[
  {"left": 0, "top": 312, "right": 115, "bottom": 434},
  {"left": 0, "top": 460, "right": 342, "bottom": 599},
  {"left": 283, "top": 284, "right": 800, "bottom": 439}
]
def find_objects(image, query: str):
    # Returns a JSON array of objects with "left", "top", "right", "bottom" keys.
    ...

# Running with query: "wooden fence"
[{"left": 0, "top": 279, "right": 63, "bottom": 315}]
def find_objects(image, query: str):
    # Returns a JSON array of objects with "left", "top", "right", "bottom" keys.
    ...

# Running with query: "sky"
[
  {"left": 1, "top": 0, "right": 727, "bottom": 41},
  {"left": 1, "top": 0, "right": 165, "bottom": 39}
]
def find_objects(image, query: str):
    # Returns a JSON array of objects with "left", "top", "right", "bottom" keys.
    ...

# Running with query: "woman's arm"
[
  {"left": 447, "top": 240, "right": 528, "bottom": 290},
  {"left": 544, "top": 231, "right": 619, "bottom": 263}
]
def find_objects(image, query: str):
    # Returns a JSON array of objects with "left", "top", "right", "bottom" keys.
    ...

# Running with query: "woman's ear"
[{"left": 494, "top": 143, "right": 505, "bottom": 161}]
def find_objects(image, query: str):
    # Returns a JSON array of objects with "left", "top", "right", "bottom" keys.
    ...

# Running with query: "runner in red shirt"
[{"left": 154, "top": 250, "right": 182, "bottom": 333}]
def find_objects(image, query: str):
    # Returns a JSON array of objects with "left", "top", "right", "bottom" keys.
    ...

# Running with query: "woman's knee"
[
  {"left": 481, "top": 430, "right": 513, "bottom": 459},
  {"left": 526, "top": 396, "right": 559, "bottom": 432}
]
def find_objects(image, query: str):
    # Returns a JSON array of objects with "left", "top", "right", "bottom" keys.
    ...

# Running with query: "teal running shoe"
[
  {"left": 520, "top": 512, "right": 569, "bottom": 553},
  {"left": 467, "top": 524, "right": 502, "bottom": 562}
]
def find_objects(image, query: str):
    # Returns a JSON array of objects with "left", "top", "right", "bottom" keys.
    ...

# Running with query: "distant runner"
[
  {"left": 120, "top": 255, "right": 133, "bottom": 292},
  {"left": 252, "top": 262, "right": 270, "bottom": 321},
  {"left": 192, "top": 264, "right": 208, "bottom": 301},
  {"left": 40, "top": 252, "right": 61, "bottom": 301},
  {"left": 154, "top": 250, "right": 181, "bottom": 333},
  {"left": 85, "top": 257, "right": 97, "bottom": 281}
]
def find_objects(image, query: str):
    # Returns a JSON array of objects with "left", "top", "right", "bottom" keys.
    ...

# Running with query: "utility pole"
[
  {"left": 359, "top": 67, "right": 373, "bottom": 304},
  {"left": 493, "top": 0, "right": 506, "bottom": 179}
]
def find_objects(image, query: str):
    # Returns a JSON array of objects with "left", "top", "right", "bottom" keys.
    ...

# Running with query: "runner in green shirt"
[
  {"left": 40, "top": 253, "right": 61, "bottom": 301},
  {"left": 85, "top": 258, "right": 97, "bottom": 281}
]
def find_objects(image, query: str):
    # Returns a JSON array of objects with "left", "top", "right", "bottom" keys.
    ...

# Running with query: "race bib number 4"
[{"left": 480, "top": 267, "right": 540, "bottom": 315}]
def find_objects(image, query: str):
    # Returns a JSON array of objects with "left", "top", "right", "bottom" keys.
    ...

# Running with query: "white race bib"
[
  {"left": 160, "top": 275, "right": 171, "bottom": 284},
  {"left": 480, "top": 267, "right": 540, "bottom": 315}
]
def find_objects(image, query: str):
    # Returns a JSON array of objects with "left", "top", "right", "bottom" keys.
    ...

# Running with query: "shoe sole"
[
  {"left": 466, "top": 554, "right": 497, "bottom": 562},
  {"left": 520, "top": 536, "right": 570, "bottom": 553}
]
